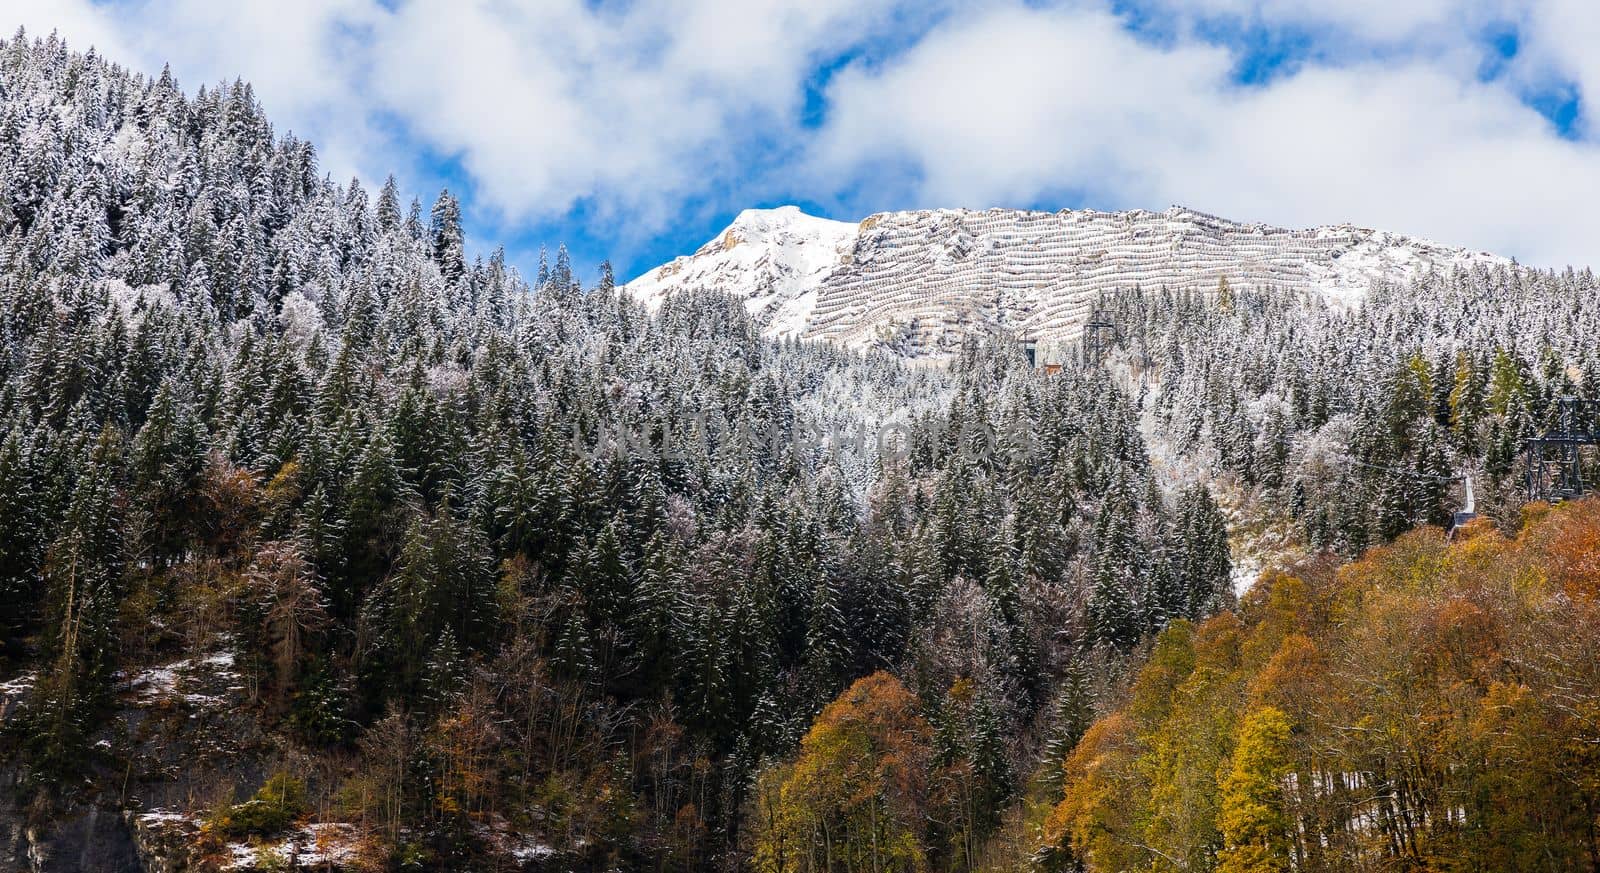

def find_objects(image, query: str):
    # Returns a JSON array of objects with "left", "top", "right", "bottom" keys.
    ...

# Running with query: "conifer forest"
[{"left": 3, "top": 28, "right": 1600, "bottom": 873}]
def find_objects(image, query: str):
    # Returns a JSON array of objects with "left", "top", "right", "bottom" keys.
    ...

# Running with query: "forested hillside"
[
  {"left": 0, "top": 31, "right": 1226, "bottom": 870},
  {"left": 1045, "top": 500, "right": 1600, "bottom": 872},
  {"left": 0, "top": 28, "right": 1597, "bottom": 873},
  {"left": 1118, "top": 270, "right": 1600, "bottom": 555}
]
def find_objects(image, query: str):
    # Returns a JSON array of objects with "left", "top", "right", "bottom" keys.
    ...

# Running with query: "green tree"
[
  {"left": 1176, "top": 484, "right": 1232, "bottom": 619},
  {"left": 26, "top": 431, "right": 123, "bottom": 778},
  {"left": 1087, "top": 558, "right": 1138, "bottom": 650},
  {"left": 1487, "top": 349, "right": 1526, "bottom": 418},
  {"left": 1448, "top": 351, "right": 1484, "bottom": 452},
  {"left": 363, "top": 506, "right": 497, "bottom": 702},
  {"left": 128, "top": 378, "right": 207, "bottom": 561},
  {"left": 1040, "top": 658, "right": 1095, "bottom": 797},
  {"left": 429, "top": 188, "right": 464, "bottom": 282}
]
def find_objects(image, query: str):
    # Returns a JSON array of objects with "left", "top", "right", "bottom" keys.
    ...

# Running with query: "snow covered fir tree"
[{"left": 1, "top": 27, "right": 1600, "bottom": 873}]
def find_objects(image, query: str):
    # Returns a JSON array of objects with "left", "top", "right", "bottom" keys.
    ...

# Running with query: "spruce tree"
[{"left": 428, "top": 189, "right": 465, "bottom": 283}]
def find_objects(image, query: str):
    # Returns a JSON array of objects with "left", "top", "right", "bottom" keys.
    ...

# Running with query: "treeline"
[
  {"left": 1043, "top": 500, "right": 1600, "bottom": 872},
  {"left": 0, "top": 31, "right": 1231, "bottom": 869}
]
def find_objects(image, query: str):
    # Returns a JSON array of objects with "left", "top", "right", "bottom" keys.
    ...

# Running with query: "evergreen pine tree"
[{"left": 429, "top": 189, "right": 465, "bottom": 283}]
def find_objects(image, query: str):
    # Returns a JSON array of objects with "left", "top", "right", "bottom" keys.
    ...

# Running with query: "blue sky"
[{"left": 9, "top": 0, "right": 1600, "bottom": 280}]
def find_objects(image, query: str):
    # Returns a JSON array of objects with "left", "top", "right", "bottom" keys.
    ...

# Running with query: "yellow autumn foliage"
[{"left": 1044, "top": 499, "right": 1600, "bottom": 871}]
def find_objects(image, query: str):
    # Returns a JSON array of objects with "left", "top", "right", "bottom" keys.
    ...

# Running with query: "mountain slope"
[
  {"left": 625, "top": 205, "right": 858, "bottom": 338},
  {"left": 627, "top": 205, "right": 1510, "bottom": 356},
  {"left": 11, "top": 29, "right": 1600, "bottom": 873}
]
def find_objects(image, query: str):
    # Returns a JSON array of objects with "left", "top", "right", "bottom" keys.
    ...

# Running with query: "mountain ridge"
[{"left": 626, "top": 204, "right": 1513, "bottom": 356}]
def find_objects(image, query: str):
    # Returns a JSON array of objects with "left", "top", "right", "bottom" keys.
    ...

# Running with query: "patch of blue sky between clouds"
[{"left": 1474, "top": 24, "right": 1583, "bottom": 139}]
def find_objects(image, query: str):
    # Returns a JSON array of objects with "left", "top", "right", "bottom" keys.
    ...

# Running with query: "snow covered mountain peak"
[
  {"left": 625, "top": 204, "right": 1511, "bottom": 356},
  {"left": 725, "top": 203, "right": 842, "bottom": 234},
  {"left": 626, "top": 206, "right": 860, "bottom": 338}
]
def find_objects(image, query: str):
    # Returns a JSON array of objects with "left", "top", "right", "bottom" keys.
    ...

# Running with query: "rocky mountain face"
[{"left": 627, "top": 205, "right": 1510, "bottom": 357}]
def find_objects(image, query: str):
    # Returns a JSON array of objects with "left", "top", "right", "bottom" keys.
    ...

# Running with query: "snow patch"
[
  {"left": 511, "top": 841, "right": 556, "bottom": 862},
  {"left": 122, "top": 648, "right": 241, "bottom": 709},
  {"left": 224, "top": 823, "right": 363, "bottom": 870},
  {"left": 0, "top": 672, "right": 36, "bottom": 697},
  {"left": 136, "top": 809, "right": 194, "bottom": 826},
  {"left": 1136, "top": 366, "right": 1309, "bottom": 596}
]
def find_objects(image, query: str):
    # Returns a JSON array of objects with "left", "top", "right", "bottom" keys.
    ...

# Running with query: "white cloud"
[
  {"left": 1511, "top": 0, "right": 1600, "bottom": 135},
  {"left": 352, "top": 0, "right": 938, "bottom": 234},
  {"left": 815, "top": 6, "right": 1233, "bottom": 208},
  {"left": 813, "top": 1, "right": 1600, "bottom": 267},
  {"left": 1178, "top": 62, "right": 1600, "bottom": 264},
  {"left": 3, "top": 0, "right": 134, "bottom": 61},
  {"left": 11, "top": 0, "right": 919, "bottom": 230},
  {"left": 6, "top": 0, "right": 1600, "bottom": 268}
]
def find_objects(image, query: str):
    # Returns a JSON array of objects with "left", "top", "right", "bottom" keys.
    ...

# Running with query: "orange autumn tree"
[
  {"left": 1044, "top": 500, "right": 1600, "bottom": 872},
  {"left": 753, "top": 671, "right": 932, "bottom": 873}
]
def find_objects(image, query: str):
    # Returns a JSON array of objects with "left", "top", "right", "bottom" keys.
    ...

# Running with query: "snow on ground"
[
  {"left": 0, "top": 671, "right": 37, "bottom": 723},
  {"left": 121, "top": 647, "right": 242, "bottom": 710},
  {"left": 137, "top": 810, "right": 368, "bottom": 871},
  {"left": 137, "top": 809, "right": 192, "bottom": 826},
  {"left": 475, "top": 819, "right": 559, "bottom": 864},
  {"left": 511, "top": 842, "right": 557, "bottom": 862},
  {"left": 224, "top": 823, "right": 363, "bottom": 871},
  {"left": 125, "top": 666, "right": 180, "bottom": 700},
  {"left": 1214, "top": 488, "right": 1310, "bottom": 597},
  {"left": 0, "top": 672, "right": 36, "bottom": 698},
  {"left": 1307, "top": 226, "right": 1512, "bottom": 308},
  {"left": 1132, "top": 361, "right": 1308, "bottom": 596}
]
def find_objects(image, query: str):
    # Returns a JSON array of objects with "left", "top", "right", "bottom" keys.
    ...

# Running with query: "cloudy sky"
[{"left": 7, "top": 0, "right": 1600, "bottom": 280}]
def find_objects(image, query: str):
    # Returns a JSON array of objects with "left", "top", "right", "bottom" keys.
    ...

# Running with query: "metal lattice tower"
[
  {"left": 1082, "top": 313, "right": 1121, "bottom": 368},
  {"left": 1525, "top": 396, "right": 1600, "bottom": 503}
]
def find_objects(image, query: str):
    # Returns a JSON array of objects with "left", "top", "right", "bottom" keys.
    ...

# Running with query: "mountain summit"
[
  {"left": 625, "top": 205, "right": 859, "bottom": 338},
  {"left": 627, "top": 205, "right": 1509, "bottom": 355}
]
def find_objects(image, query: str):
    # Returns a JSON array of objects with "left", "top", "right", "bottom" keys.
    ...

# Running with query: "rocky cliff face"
[
  {"left": 1, "top": 646, "right": 577, "bottom": 872},
  {"left": 0, "top": 647, "right": 271, "bottom": 872},
  {"left": 627, "top": 205, "right": 1509, "bottom": 357},
  {"left": 0, "top": 771, "right": 142, "bottom": 873}
]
